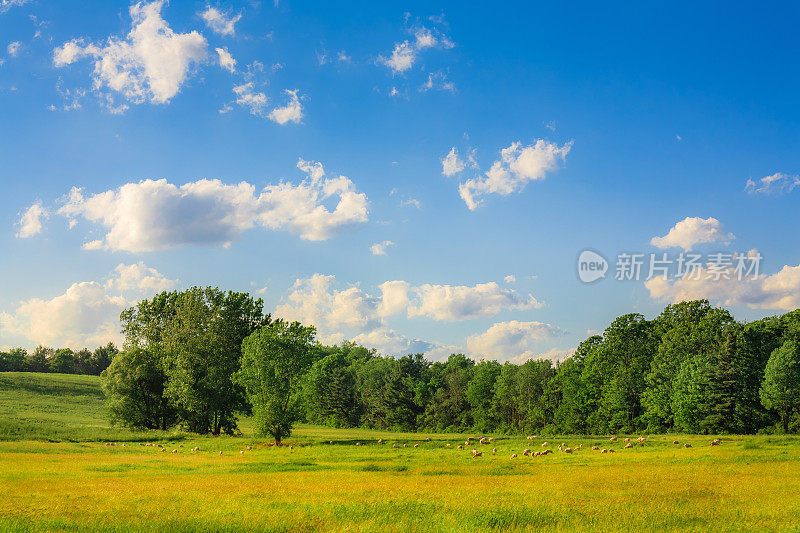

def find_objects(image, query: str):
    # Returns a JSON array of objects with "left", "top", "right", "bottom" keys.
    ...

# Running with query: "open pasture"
[{"left": 2, "top": 372, "right": 800, "bottom": 532}]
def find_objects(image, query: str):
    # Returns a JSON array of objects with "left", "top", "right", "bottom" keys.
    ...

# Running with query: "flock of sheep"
[{"left": 102, "top": 435, "right": 722, "bottom": 457}]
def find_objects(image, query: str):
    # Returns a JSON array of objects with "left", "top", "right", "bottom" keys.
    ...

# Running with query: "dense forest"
[{"left": 3, "top": 288, "right": 799, "bottom": 436}]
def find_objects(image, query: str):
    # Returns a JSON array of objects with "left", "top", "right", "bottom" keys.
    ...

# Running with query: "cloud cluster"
[
  {"left": 268, "top": 89, "right": 303, "bottom": 125},
  {"left": 0, "top": 0, "right": 29, "bottom": 14},
  {"left": 466, "top": 320, "right": 567, "bottom": 361},
  {"left": 0, "top": 263, "right": 175, "bottom": 348},
  {"left": 200, "top": 5, "right": 241, "bottom": 37},
  {"left": 53, "top": 1, "right": 208, "bottom": 106},
  {"left": 273, "top": 274, "right": 546, "bottom": 359},
  {"left": 16, "top": 202, "right": 47, "bottom": 238},
  {"left": 370, "top": 240, "right": 394, "bottom": 256},
  {"left": 55, "top": 159, "right": 369, "bottom": 252},
  {"left": 650, "top": 216, "right": 733, "bottom": 251},
  {"left": 216, "top": 47, "right": 236, "bottom": 73},
  {"left": 745, "top": 172, "right": 800, "bottom": 196},
  {"left": 646, "top": 257, "right": 800, "bottom": 311},
  {"left": 456, "top": 140, "right": 572, "bottom": 210},
  {"left": 378, "top": 26, "right": 453, "bottom": 74}
]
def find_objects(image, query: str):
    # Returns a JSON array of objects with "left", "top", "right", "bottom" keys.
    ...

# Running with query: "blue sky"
[{"left": 2, "top": 0, "right": 799, "bottom": 361}]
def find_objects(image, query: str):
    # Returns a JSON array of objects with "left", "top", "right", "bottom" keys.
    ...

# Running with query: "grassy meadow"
[{"left": 2, "top": 372, "right": 800, "bottom": 532}]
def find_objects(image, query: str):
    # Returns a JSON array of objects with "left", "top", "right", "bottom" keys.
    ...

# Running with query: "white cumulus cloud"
[
  {"left": 745, "top": 172, "right": 800, "bottom": 196},
  {"left": 216, "top": 46, "right": 236, "bottom": 73},
  {"left": 458, "top": 140, "right": 572, "bottom": 210},
  {"left": 650, "top": 216, "right": 734, "bottom": 251},
  {"left": 16, "top": 202, "right": 47, "bottom": 238},
  {"left": 0, "top": 0, "right": 28, "bottom": 14},
  {"left": 646, "top": 253, "right": 800, "bottom": 311},
  {"left": 55, "top": 159, "right": 369, "bottom": 251},
  {"left": 53, "top": 1, "right": 208, "bottom": 106},
  {"left": 0, "top": 262, "right": 174, "bottom": 348},
  {"left": 370, "top": 240, "right": 394, "bottom": 256},
  {"left": 466, "top": 320, "right": 566, "bottom": 361},
  {"left": 268, "top": 89, "right": 303, "bottom": 125},
  {"left": 7, "top": 41, "right": 21, "bottom": 57},
  {"left": 199, "top": 5, "right": 241, "bottom": 36}
]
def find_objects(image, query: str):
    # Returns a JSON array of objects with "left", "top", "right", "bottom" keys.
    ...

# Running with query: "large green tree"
[
  {"left": 235, "top": 320, "right": 316, "bottom": 444},
  {"left": 760, "top": 340, "right": 800, "bottom": 432}
]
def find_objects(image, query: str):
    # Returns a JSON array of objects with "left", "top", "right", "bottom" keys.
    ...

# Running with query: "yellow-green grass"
[{"left": 2, "top": 372, "right": 800, "bottom": 532}]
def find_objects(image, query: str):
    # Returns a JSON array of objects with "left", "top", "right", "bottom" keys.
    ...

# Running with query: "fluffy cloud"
[
  {"left": 504, "top": 275, "right": 516, "bottom": 283},
  {"left": 55, "top": 159, "right": 369, "bottom": 251},
  {"left": 275, "top": 274, "right": 542, "bottom": 341},
  {"left": 0, "top": 262, "right": 173, "bottom": 348},
  {"left": 441, "top": 147, "right": 465, "bottom": 177},
  {"left": 273, "top": 274, "right": 556, "bottom": 361},
  {"left": 53, "top": 1, "right": 208, "bottom": 106},
  {"left": 7, "top": 41, "right": 20, "bottom": 57},
  {"left": 458, "top": 140, "right": 572, "bottom": 210},
  {"left": 216, "top": 47, "right": 236, "bottom": 73},
  {"left": 199, "top": 5, "right": 241, "bottom": 36},
  {"left": 646, "top": 256, "right": 800, "bottom": 311},
  {"left": 233, "top": 82, "right": 268, "bottom": 116},
  {"left": 370, "top": 240, "right": 394, "bottom": 256},
  {"left": 408, "top": 282, "right": 542, "bottom": 321},
  {"left": 0, "top": 0, "right": 28, "bottom": 14},
  {"left": 104, "top": 262, "right": 176, "bottom": 293},
  {"left": 650, "top": 216, "right": 734, "bottom": 251},
  {"left": 466, "top": 320, "right": 566, "bottom": 361},
  {"left": 378, "top": 26, "right": 453, "bottom": 74},
  {"left": 16, "top": 202, "right": 47, "bottom": 238},
  {"left": 745, "top": 172, "right": 800, "bottom": 196},
  {"left": 268, "top": 89, "right": 303, "bottom": 125}
]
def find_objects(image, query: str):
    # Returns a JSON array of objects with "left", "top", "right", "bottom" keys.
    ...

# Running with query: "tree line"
[
  {"left": 0, "top": 344, "right": 118, "bottom": 375},
  {"left": 4, "top": 288, "right": 799, "bottom": 440}
]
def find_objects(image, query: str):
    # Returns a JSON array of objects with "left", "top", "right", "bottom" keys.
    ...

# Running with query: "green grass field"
[{"left": 2, "top": 372, "right": 800, "bottom": 532}]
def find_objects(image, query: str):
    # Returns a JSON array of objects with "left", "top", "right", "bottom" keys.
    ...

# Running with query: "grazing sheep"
[
  {"left": 171, "top": 449, "right": 177, "bottom": 454},
  {"left": 541, "top": 442, "right": 548, "bottom": 447},
  {"left": 290, "top": 445, "right": 294, "bottom": 450},
  {"left": 543, "top": 449, "right": 553, "bottom": 455},
  {"left": 425, "top": 437, "right": 431, "bottom": 442},
  {"left": 378, "top": 439, "right": 384, "bottom": 444},
  {"left": 403, "top": 443, "right": 407, "bottom": 448},
  {"left": 414, "top": 443, "right": 419, "bottom": 448},
  {"left": 563, "top": 447, "right": 573, "bottom": 454},
  {"left": 219, "top": 451, "right": 222, "bottom": 456},
  {"left": 473, "top": 451, "right": 482, "bottom": 458},
  {"left": 601, "top": 449, "right": 608, "bottom": 453},
  {"left": 247, "top": 445, "right": 252, "bottom": 451},
  {"left": 608, "top": 449, "right": 616, "bottom": 453},
  {"left": 488, "top": 437, "right": 494, "bottom": 443},
  {"left": 711, "top": 439, "right": 721, "bottom": 446},
  {"left": 684, "top": 443, "right": 692, "bottom": 448},
  {"left": 492, "top": 448, "right": 497, "bottom": 455},
  {"left": 240, "top": 451, "right": 244, "bottom": 455},
  {"left": 609, "top": 436, "right": 617, "bottom": 442},
  {"left": 356, "top": 443, "right": 361, "bottom": 446},
  {"left": 393, "top": 443, "right": 399, "bottom": 449},
  {"left": 445, "top": 443, "right": 451, "bottom": 448},
  {"left": 511, "top": 453, "right": 518, "bottom": 458},
  {"left": 479, "top": 437, "right": 487, "bottom": 445},
  {"left": 673, "top": 440, "right": 680, "bottom": 445},
  {"left": 636, "top": 437, "right": 646, "bottom": 443},
  {"left": 624, "top": 438, "right": 630, "bottom": 442},
  {"left": 467, "top": 437, "right": 473, "bottom": 442},
  {"left": 457, "top": 445, "right": 463, "bottom": 450},
  {"left": 523, "top": 448, "right": 531, "bottom": 456},
  {"left": 624, "top": 443, "right": 633, "bottom": 449}
]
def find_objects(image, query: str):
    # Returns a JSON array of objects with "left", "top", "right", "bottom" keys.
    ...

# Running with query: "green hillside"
[{"left": 0, "top": 372, "right": 164, "bottom": 442}]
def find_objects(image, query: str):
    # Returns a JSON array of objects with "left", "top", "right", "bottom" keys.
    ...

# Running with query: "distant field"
[{"left": 2, "top": 372, "right": 800, "bottom": 532}]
